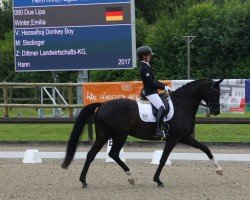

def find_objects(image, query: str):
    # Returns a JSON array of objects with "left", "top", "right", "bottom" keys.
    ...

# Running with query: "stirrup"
[
  {"left": 163, "top": 122, "right": 170, "bottom": 136},
  {"left": 154, "top": 129, "right": 165, "bottom": 138}
]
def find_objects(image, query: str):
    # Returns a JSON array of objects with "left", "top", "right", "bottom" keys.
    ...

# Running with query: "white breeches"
[{"left": 145, "top": 94, "right": 165, "bottom": 110}]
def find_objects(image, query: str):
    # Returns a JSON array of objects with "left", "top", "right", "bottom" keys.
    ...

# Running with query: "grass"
[
  {"left": 1, "top": 108, "right": 250, "bottom": 118},
  {"left": 0, "top": 124, "right": 249, "bottom": 143},
  {"left": 0, "top": 124, "right": 74, "bottom": 142},
  {"left": 195, "top": 124, "right": 250, "bottom": 142},
  {"left": 0, "top": 108, "right": 249, "bottom": 142},
  {"left": 0, "top": 108, "right": 71, "bottom": 118}
]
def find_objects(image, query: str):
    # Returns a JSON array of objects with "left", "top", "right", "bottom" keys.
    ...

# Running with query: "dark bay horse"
[{"left": 62, "top": 79, "right": 224, "bottom": 188}]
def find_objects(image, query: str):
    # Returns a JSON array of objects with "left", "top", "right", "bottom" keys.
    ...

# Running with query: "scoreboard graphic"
[{"left": 13, "top": 0, "right": 136, "bottom": 71}]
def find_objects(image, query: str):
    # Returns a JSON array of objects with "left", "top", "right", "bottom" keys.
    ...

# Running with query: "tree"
[
  {"left": 0, "top": 0, "right": 12, "bottom": 40},
  {"left": 0, "top": 31, "right": 14, "bottom": 81},
  {"left": 146, "top": 0, "right": 250, "bottom": 79},
  {"left": 186, "top": 1, "right": 250, "bottom": 78},
  {"left": 221, "top": 0, "right": 250, "bottom": 78},
  {"left": 146, "top": 15, "right": 187, "bottom": 79},
  {"left": 135, "top": 0, "right": 209, "bottom": 24},
  {"left": 135, "top": 18, "right": 149, "bottom": 47}
]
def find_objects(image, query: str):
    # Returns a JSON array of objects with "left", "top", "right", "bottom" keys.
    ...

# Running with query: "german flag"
[{"left": 106, "top": 7, "right": 124, "bottom": 22}]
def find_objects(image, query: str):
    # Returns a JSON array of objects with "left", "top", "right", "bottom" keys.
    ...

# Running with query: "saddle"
[{"left": 140, "top": 89, "right": 170, "bottom": 118}]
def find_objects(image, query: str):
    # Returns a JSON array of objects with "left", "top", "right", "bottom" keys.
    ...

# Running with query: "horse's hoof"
[
  {"left": 157, "top": 183, "right": 164, "bottom": 188},
  {"left": 61, "top": 163, "right": 68, "bottom": 169},
  {"left": 154, "top": 179, "right": 164, "bottom": 188},
  {"left": 128, "top": 178, "right": 135, "bottom": 185},
  {"left": 82, "top": 181, "right": 88, "bottom": 188},
  {"left": 216, "top": 169, "right": 223, "bottom": 175}
]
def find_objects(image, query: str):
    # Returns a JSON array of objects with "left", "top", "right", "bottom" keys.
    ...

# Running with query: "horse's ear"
[{"left": 214, "top": 79, "right": 224, "bottom": 85}]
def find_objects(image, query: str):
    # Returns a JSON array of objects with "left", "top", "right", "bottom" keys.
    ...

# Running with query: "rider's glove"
[{"left": 164, "top": 85, "right": 172, "bottom": 93}]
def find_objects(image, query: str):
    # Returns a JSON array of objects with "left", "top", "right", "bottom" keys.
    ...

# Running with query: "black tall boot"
[{"left": 154, "top": 106, "right": 166, "bottom": 137}]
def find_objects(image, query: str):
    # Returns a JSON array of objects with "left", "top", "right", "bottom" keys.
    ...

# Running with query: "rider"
[{"left": 137, "top": 46, "right": 172, "bottom": 137}]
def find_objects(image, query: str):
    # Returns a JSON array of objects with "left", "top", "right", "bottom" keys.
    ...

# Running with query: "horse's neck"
[
  {"left": 187, "top": 81, "right": 211, "bottom": 102},
  {"left": 172, "top": 80, "right": 211, "bottom": 113}
]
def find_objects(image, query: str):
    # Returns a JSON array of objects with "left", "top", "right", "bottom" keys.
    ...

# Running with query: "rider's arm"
[
  {"left": 156, "top": 80, "right": 166, "bottom": 89},
  {"left": 141, "top": 67, "right": 165, "bottom": 90}
]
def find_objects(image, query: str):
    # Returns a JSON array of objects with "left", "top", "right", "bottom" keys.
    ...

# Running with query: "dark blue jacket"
[{"left": 140, "top": 61, "right": 165, "bottom": 96}]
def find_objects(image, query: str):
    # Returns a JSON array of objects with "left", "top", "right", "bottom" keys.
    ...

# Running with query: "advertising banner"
[
  {"left": 83, "top": 81, "right": 172, "bottom": 105},
  {"left": 220, "top": 79, "right": 246, "bottom": 113},
  {"left": 246, "top": 80, "right": 250, "bottom": 112},
  {"left": 83, "top": 79, "right": 248, "bottom": 114}
]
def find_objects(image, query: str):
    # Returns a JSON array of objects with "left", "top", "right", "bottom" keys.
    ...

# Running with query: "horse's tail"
[{"left": 61, "top": 102, "right": 102, "bottom": 169}]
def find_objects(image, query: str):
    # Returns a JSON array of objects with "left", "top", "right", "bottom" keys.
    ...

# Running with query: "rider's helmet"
[{"left": 136, "top": 46, "right": 154, "bottom": 60}]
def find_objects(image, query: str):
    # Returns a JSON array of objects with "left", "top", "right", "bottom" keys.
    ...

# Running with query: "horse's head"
[{"left": 202, "top": 79, "right": 223, "bottom": 116}]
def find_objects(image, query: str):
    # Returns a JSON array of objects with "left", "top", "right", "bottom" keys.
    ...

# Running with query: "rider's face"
[{"left": 144, "top": 54, "right": 152, "bottom": 62}]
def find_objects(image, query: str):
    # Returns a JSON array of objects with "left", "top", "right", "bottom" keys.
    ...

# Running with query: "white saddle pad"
[{"left": 136, "top": 97, "right": 174, "bottom": 123}]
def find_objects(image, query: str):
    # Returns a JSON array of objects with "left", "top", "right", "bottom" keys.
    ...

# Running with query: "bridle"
[{"left": 200, "top": 84, "right": 221, "bottom": 109}]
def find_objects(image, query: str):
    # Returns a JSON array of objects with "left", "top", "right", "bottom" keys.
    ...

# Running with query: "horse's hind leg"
[
  {"left": 79, "top": 137, "right": 109, "bottom": 188},
  {"left": 180, "top": 137, "right": 223, "bottom": 175},
  {"left": 108, "top": 135, "right": 134, "bottom": 185}
]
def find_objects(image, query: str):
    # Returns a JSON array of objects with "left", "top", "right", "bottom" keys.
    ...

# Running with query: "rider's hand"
[{"left": 164, "top": 85, "right": 172, "bottom": 93}]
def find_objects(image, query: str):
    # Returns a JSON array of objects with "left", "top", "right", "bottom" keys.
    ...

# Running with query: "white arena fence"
[{"left": 0, "top": 149, "right": 249, "bottom": 164}]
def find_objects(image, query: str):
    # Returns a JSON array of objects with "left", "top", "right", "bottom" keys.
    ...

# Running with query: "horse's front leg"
[
  {"left": 153, "top": 136, "right": 178, "bottom": 187},
  {"left": 180, "top": 136, "right": 223, "bottom": 175}
]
